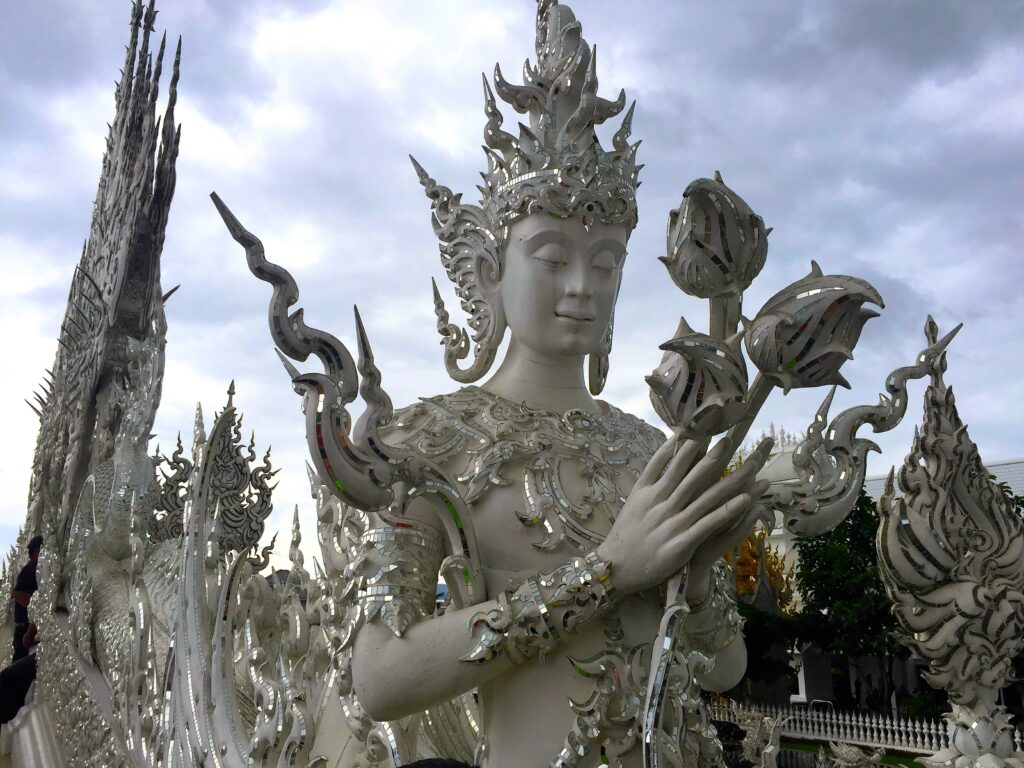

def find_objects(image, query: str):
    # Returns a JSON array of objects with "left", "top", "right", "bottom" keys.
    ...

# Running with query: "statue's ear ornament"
[
  {"left": 413, "top": 157, "right": 506, "bottom": 383},
  {"left": 587, "top": 313, "right": 613, "bottom": 396}
]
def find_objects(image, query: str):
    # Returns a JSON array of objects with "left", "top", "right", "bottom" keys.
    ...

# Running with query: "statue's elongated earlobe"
[{"left": 587, "top": 314, "right": 614, "bottom": 396}]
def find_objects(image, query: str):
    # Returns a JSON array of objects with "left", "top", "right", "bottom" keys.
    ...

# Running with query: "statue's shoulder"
[
  {"left": 598, "top": 400, "right": 667, "bottom": 461},
  {"left": 383, "top": 387, "right": 667, "bottom": 471},
  {"left": 387, "top": 388, "right": 482, "bottom": 433},
  {"left": 382, "top": 388, "right": 492, "bottom": 468}
]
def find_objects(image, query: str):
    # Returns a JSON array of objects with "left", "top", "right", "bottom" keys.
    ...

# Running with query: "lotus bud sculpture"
[
  {"left": 743, "top": 261, "right": 883, "bottom": 393},
  {"left": 661, "top": 171, "right": 769, "bottom": 300},
  {"left": 647, "top": 317, "right": 748, "bottom": 437}
]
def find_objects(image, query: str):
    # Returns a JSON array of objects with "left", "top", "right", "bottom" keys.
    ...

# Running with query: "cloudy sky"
[{"left": 1, "top": 0, "right": 1022, "bottom": 567}]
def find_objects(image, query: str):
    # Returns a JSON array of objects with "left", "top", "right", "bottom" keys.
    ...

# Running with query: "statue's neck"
[{"left": 481, "top": 337, "right": 600, "bottom": 415}]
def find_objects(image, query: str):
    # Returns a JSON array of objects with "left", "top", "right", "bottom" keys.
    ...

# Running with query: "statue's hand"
[
  {"left": 684, "top": 481, "right": 770, "bottom": 603},
  {"left": 597, "top": 434, "right": 773, "bottom": 598}
]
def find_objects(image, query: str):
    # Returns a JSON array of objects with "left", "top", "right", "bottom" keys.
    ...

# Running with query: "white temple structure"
[{"left": 1, "top": 3, "right": 1015, "bottom": 768}]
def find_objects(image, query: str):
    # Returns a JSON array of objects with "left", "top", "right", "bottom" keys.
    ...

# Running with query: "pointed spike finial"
[
  {"left": 273, "top": 348, "right": 302, "bottom": 381},
  {"left": 409, "top": 155, "right": 430, "bottom": 186},
  {"left": 226, "top": 379, "right": 236, "bottom": 409},
  {"left": 934, "top": 322, "right": 963, "bottom": 353},
  {"left": 353, "top": 305, "right": 374, "bottom": 364},
  {"left": 290, "top": 504, "right": 303, "bottom": 566},
  {"left": 161, "top": 284, "right": 180, "bottom": 303},
  {"left": 481, "top": 71, "right": 495, "bottom": 104}
]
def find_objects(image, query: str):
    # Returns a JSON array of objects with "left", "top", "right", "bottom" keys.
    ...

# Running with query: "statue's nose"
[{"left": 562, "top": 260, "right": 594, "bottom": 298}]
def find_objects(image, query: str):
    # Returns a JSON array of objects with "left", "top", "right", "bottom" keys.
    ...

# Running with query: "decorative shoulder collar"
[{"left": 387, "top": 386, "right": 665, "bottom": 551}]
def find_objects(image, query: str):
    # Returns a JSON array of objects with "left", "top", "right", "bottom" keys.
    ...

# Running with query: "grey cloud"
[{"left": 1, "top": 0, "right": 1022, "bottom": 560}]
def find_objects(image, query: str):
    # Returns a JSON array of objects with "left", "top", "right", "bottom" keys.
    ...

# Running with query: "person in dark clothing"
[
  {"left": 11, "top": 535, "right": 42, "bottom": 663},
  {"left": 0, "top": 624, "right": 37, "bottom": 724}
]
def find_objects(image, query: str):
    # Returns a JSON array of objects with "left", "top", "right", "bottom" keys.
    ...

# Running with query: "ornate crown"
[{"left": 413, "top": 0, "right": 641, "bottom": 384}]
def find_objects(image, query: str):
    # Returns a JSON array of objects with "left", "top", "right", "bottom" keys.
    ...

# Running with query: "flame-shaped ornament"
[
  {"left": 743, "top": 261, "right": 882, "bottom": 393},
  {"left": 877, "top": 317, "right": 1024, "bottom": 767},
  {"left": 647, "top": 317, "right": 748, "bottom": 437},
  {"left": 661, "top": 171, "right": 769, "bottom": 299}
]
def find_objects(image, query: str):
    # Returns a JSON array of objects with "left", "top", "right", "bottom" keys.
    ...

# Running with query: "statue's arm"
[
  {"left": 353, "top": 595, "right": 514, "bottom": 722},
  {"left": 680, "top": 560, "right": 747, "bottom": 691},
  {"left": 352, "top": 495, "right": 615, "bottom": 722},
  {"left": 699, "top": 636, "right": 746, "bottom": 691}
]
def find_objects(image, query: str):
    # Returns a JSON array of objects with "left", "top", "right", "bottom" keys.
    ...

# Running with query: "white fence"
[{"left": 709, "top": 701, "right": 1024, "bottom": 756}]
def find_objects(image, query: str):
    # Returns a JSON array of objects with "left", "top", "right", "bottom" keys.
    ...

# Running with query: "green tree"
[{"left": 793, "top": 486, "right": 905, "bottom": 707}]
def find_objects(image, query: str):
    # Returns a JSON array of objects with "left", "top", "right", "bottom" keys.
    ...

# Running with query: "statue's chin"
[{"left": 513, "top": 331, "right": 601, "bottom": 360}]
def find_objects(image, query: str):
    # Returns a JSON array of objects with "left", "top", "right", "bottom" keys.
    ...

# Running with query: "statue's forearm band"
[{"left": 461, "top": 551, "right": 616, "bottom": 664}]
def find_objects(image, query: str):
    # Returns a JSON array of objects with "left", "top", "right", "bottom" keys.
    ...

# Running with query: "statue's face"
[{"left": 496, "top": 214, "right": 627, "bottom": 358}]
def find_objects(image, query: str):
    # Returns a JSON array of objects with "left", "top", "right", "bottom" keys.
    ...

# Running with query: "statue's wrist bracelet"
[
  {"left": 684, "top": 560, "right": 744, "bottom": 655},
  {"left": 461, "top": 550, "right": 616, "bottom": 664}
]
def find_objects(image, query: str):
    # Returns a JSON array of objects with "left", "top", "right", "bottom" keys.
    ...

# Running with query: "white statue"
[
  {"left": 816, "top": 742, "right": 886, "bottom": 768},
  {"left": 213, "top": 2, "right": 923, "bottom": 765},
  {"left": 878, "top": 317, "right": 1024, "bottom": 768},
  {"left": 10, "top": 1, "right": 961, "bottom": 766},
  {"left": 738, "top": 710, "right": 789, "bottom": 768}
]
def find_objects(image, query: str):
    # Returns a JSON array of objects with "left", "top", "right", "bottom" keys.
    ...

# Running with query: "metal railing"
[{"left": 710, "top": 700, "right": 974, "bottom": 755}]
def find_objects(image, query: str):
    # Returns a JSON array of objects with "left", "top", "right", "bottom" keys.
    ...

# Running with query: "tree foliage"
[{"left": 792, "top": 487, "right": 904, "bottom": 661}]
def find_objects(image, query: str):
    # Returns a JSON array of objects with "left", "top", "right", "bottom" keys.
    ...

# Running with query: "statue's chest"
[
  {"left": 393, "top": 388, "right": 664, "bottom": 555},
  {"left": 466, "top": 456, "right": 633, "bottom": 572}
]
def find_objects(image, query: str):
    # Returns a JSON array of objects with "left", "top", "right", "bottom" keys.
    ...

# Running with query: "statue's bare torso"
[{"left": 382, "top": 387, "right": 692, "bottom": 766}]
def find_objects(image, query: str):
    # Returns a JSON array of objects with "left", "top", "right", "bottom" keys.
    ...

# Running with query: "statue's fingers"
[
  {"left": 655, "top": 488, "right": 752, "bottom": 541},
  {"left": 683, "top": 431, "right": 752, "bottom": 500},
  {"left": 662, "top": 494, "right": 753, "bottom": 560},
  {"left": 638, "top": 430, "right": 682, "bottom": 487},
  {"left": 746, "top": 437, "right": 775, "bottom": 471},
  {"left": 662, "top": 440, "right": 771, "bottom": 525},
  {"left": 715, "top": 500, "right": 770, "bottom": 553},
  {"left": 718, "top": 437, "right": 773, "bottom": 488},
  {"left": 653, "top": 434, "right": 731, "bottom": 510},
  {"left": 653, "top": 435, "right": 710, "bottom": 501}
]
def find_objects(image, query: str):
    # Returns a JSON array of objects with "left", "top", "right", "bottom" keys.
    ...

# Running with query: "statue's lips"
[{"left": 554, "top": 312, "right": 594, "bottom": 322}]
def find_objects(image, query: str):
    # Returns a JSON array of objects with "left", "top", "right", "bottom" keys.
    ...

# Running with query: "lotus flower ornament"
[
  {"left": 661, "top": 171, "right": 769, "bottom": 299},
  {"left": 647, "top": 317, "right": 748, "bottom": 438},
  {"left": 743, "top": 261, "right": 882, "bottom": 393}
]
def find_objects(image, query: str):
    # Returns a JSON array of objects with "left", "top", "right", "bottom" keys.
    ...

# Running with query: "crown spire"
[{"left": 478, "top": 0, "right": 638, "bottom": 230}]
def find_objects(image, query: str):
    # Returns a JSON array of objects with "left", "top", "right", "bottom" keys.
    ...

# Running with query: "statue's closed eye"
[
  {"left": 591, "top": 251, "right": 617, "bottom": 273},
  {"left": 533, "top": 243, "right": 569, "bottom": 267}
]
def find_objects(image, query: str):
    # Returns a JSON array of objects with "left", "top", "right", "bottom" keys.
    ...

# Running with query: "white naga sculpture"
[
  {"left": 7, "top": 1, "right": 964, "bottom": 767},
  {"left": 877, "top": 318, "right": 1024, "bottom": 768}
]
